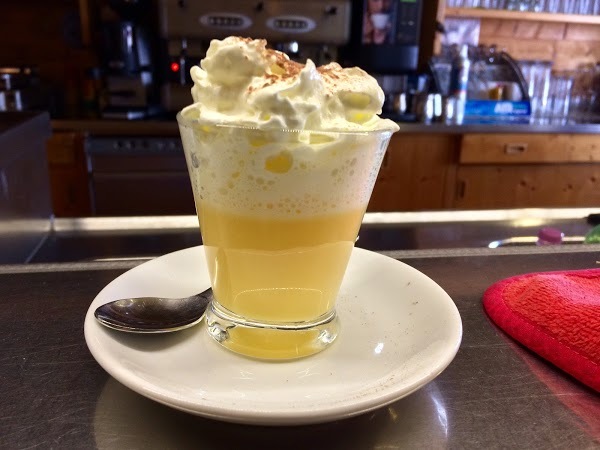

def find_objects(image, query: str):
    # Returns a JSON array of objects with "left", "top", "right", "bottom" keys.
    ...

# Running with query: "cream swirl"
[{"left": 182, "top": 36, "right": 398, "bottom": 132}]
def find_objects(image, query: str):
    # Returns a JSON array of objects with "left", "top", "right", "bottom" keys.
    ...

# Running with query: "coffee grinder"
[{"left": 99, "top": 0, "right": 160, "bottom": 119}]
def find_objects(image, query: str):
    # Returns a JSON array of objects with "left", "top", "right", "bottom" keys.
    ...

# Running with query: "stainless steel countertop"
[
  {"left": 23, "top": 208, "right": 599, "bottom": 263},
  {"left": 51, "top": 119, "right": 600, "bottom": 136},
  {"left": 2, "top": 247, "right": 600, "bottom": 449}
]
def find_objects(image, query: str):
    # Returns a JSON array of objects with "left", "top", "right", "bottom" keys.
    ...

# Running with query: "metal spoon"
[{"left": 94, "top": 288, "right": 213, "bottom": 333}]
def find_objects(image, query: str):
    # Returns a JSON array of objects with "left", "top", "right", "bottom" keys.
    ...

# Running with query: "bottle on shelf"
[{"left": 449, "top": 44, "right": 471, "bottom": 125}]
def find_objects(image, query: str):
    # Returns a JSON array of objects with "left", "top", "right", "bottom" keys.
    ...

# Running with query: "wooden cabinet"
[
  {"left": 368, "top": 134, "right": 459, "bottom": 212},
  {"left": 454, "top": 165, "right": 600, "bottom": 209},
  {"left": 46, "top": 132, "right": 92, "bottom": 217},
  {"left": 46, "top": 126, "right": 600, "bottom": 216},
  {"left": 453, "top": 133, "right": 600, "bottom": 209},
  {"left": 369, "top": 132, "right": 600, "bottom": 212},
  {"left": 459, "top": 133, "right": 600, "bottom": 164}
]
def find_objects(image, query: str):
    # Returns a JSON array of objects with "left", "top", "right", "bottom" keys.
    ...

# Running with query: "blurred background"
[{"left": 1, "top": 0, "right": 599, "bottom": 263}]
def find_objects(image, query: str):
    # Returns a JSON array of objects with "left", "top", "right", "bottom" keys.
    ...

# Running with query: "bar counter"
[
  {"left": 51, "top": 118, "right": 600, "bottom": 136},
  {"left": 2, "top": 245, "right": 599, "bottom": 449}
]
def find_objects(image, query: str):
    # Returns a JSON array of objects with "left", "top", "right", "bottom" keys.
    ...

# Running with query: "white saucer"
[{"left": 84, "top": 246, "right": 462, "bottom": 426}]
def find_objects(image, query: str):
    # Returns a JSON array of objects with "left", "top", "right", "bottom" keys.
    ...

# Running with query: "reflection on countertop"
[{"left": 20, "top": 208, "right": 599, "bottom": 264}]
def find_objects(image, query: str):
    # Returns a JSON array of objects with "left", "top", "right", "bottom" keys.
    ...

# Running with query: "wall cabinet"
[
  {"left": 452, "top": 133, "right": 600, "bottom": 210},
  {"left": 46, "top": 132, "right": 92, "bottom": 217},
  {"left": 454, "top": 164, "right": 600, "bottom": 209},
  {"left": 47, "top": 128, "right": 600, "bottom": 216},
  {"left": 368, "top": 134, "right": 459, "bottom": 212},
  {"left": 367, "top": 132, "right": 600, "bottom": 212}
]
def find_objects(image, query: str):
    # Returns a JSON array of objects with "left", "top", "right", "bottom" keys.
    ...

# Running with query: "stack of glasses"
[
  {"left": 519, "top": 61, "right": 600, "bottom": 124},
  {"left": 446, "top": 0, "right": 600, "bottom": 14}
]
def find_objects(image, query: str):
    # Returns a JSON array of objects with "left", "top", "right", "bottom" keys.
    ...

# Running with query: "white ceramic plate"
[{"left": 84, "top": 246, "right": 462, "bottom": 426}]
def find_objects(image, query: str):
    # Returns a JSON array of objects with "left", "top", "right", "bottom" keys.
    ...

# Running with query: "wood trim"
[
  {"left": 78, "top": 0, "right": 92, "bottom": 46},
  {"left": 459, "top": 134, "right": 600, "bottom": 164},
  {"left": 445, "top": 7, "right": 600, "bottom": 25}
]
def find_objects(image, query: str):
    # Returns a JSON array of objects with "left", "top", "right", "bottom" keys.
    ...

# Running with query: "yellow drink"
[
  {"left": 178, "top": 120, "right": 392, "bottom": 359},
  {"left": 199, "top": 203, "right": 364, "bottom": 323}
]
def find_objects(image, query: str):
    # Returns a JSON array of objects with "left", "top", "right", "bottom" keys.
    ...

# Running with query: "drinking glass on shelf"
[
  {"left": 548, "top": 74, "right": 574, "bottom": 125},
  {"left": 568, "top": 64, "right": 599, "bottom": 123},
  {"left": 531, "top": 0, "right": 546, "bottom": 11},
  {"left": 446, "top": 0, "right": 463, "bottom": 7},
  {"left": 545, "top": 0, "right": 561, "bottom": 12},
  {"left": 579, "top": 0, "right": 593, "bottom": 13},
  {"left": 519, "top": 60, "right": 553, "bottom": 124},
  {"left": 506, "top": 0, "right": 525, "bottom": 10},
  {"left": 480, "top": 0, "right": 505, "bottom": 7},
  {"left": 560, "top": 0, "right": 577, "bottom": 13}
]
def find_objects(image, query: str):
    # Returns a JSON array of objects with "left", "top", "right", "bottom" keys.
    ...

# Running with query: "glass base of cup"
[{"left": 205, "top": 302, "right": 339, "bottom": 360}]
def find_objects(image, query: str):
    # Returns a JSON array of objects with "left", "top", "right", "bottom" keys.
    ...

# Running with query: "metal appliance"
[
  {"left": 0, "top": 67, "right": 47, "bottom": 112},
  {"left": 100, "top": 0, "right": 160, "bottom": 119},
  {"left": 340, "top": 0, "right": 425, "bottom": 122},
  {"left": 157, "top": 0, "right": 352, "bottom": 113},
  {"left": 0, "top": 112, "right": 52, "bottom": 263},
  {"left": 342, "top": 0, "right": 423, "bottom": 74},
  {"left": 85, "top": 135, "right": 193, "bottom": 216}
]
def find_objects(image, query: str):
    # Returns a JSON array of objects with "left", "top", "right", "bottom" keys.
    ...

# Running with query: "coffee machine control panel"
[
  {"left": 159, "top": 0, "right": 351, "bottom": 113},
  {"left": 159, "top": 0, "right": 351, "bottom": 44}
]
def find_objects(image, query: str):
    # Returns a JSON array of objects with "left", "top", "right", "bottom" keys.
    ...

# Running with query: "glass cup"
[
  {"left": 545, "top": 0, "right": 561, "bottom": 11},
  {"left": 561, "top": 0, "right": 577, "bottom": 13},
  {"left": 177, "top": 113, "right": 394, "bottom": 359}
]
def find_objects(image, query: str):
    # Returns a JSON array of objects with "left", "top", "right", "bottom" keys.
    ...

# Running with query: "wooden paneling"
[
  {"left": 565, "top": 23, "right": 600, "bottom": 41},
  {"left": 473, "top": 14, "right": 600, "bottom": 70},
  {"left": 479, "top": 36, "right": 555, "bottom": 61},
  {"left": 496, "top": 20, "right": 518, "bottom": 37},
  {"left": 514, "top": 21, "right": 541, "bottom": 39},
  {"left": 554, "top": 40, "right": 600, "bottom": 70},
  {"left": 368, "top": 134, "right": 459, "bottom": 212},
  {"left": 454, "top": 164, "right": 600, "bottom": 209},
  {"left": 536, "top": 23, "right": 567, "bottom": 40},
  {"left": 46, "top": 132, "right": 92, "bottom": 217},
  {"left": 480, "top": 18, "right": 501, "bottom": 36},
  {"left": 419, "top": 0, "right": 445, "bottom": 70},
  {"left": 460, "top": 134, "right": 600, "bottom": 164}
]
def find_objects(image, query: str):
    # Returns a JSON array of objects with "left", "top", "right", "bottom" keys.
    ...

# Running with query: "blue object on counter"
[{"left": 464, "top": 100, "right": 531, "bottom": 124}]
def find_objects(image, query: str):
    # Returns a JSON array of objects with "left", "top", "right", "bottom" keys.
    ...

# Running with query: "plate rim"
[{"left": 84, "top": 246, "right": 462, "bottom": 426}]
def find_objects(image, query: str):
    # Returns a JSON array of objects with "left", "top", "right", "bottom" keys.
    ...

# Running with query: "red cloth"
[{"left": 483, "top": 268, "right": 600, "bottom": 392}]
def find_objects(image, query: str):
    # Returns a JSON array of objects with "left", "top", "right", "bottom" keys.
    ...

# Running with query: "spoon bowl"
[{"left": 94, "top": 288, "right": 213, "bottom": 333}]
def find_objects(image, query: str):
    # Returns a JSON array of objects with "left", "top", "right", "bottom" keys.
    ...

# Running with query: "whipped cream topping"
[{"left": 182, "top": 37, "right": 398, "bottom": 132}]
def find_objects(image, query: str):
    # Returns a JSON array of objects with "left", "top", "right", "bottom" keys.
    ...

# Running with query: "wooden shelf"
[{"left": 445, "top": 7, "right": 600, "bottom": 25}]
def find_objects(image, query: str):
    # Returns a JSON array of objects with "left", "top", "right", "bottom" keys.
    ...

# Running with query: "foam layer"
[
  {"left": 179, "top": 125, "right": 390, "bottom": 216},
  {"left": 182, "top": 37, "right": 399, "bottom": 132},
  {"left": 179, "top": 37, "right": 397, "bottom": 217}
]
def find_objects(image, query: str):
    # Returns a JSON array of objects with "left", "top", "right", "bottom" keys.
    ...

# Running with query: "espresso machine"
[
  {"left": 100, "top": 0, "right": 160, "bottom": 119},
  {"left": 157, "top": 0, "right": 352, "bottom": 114},
  {"left": 342, "top": 0, "right": 425, "bottom": 122}
]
